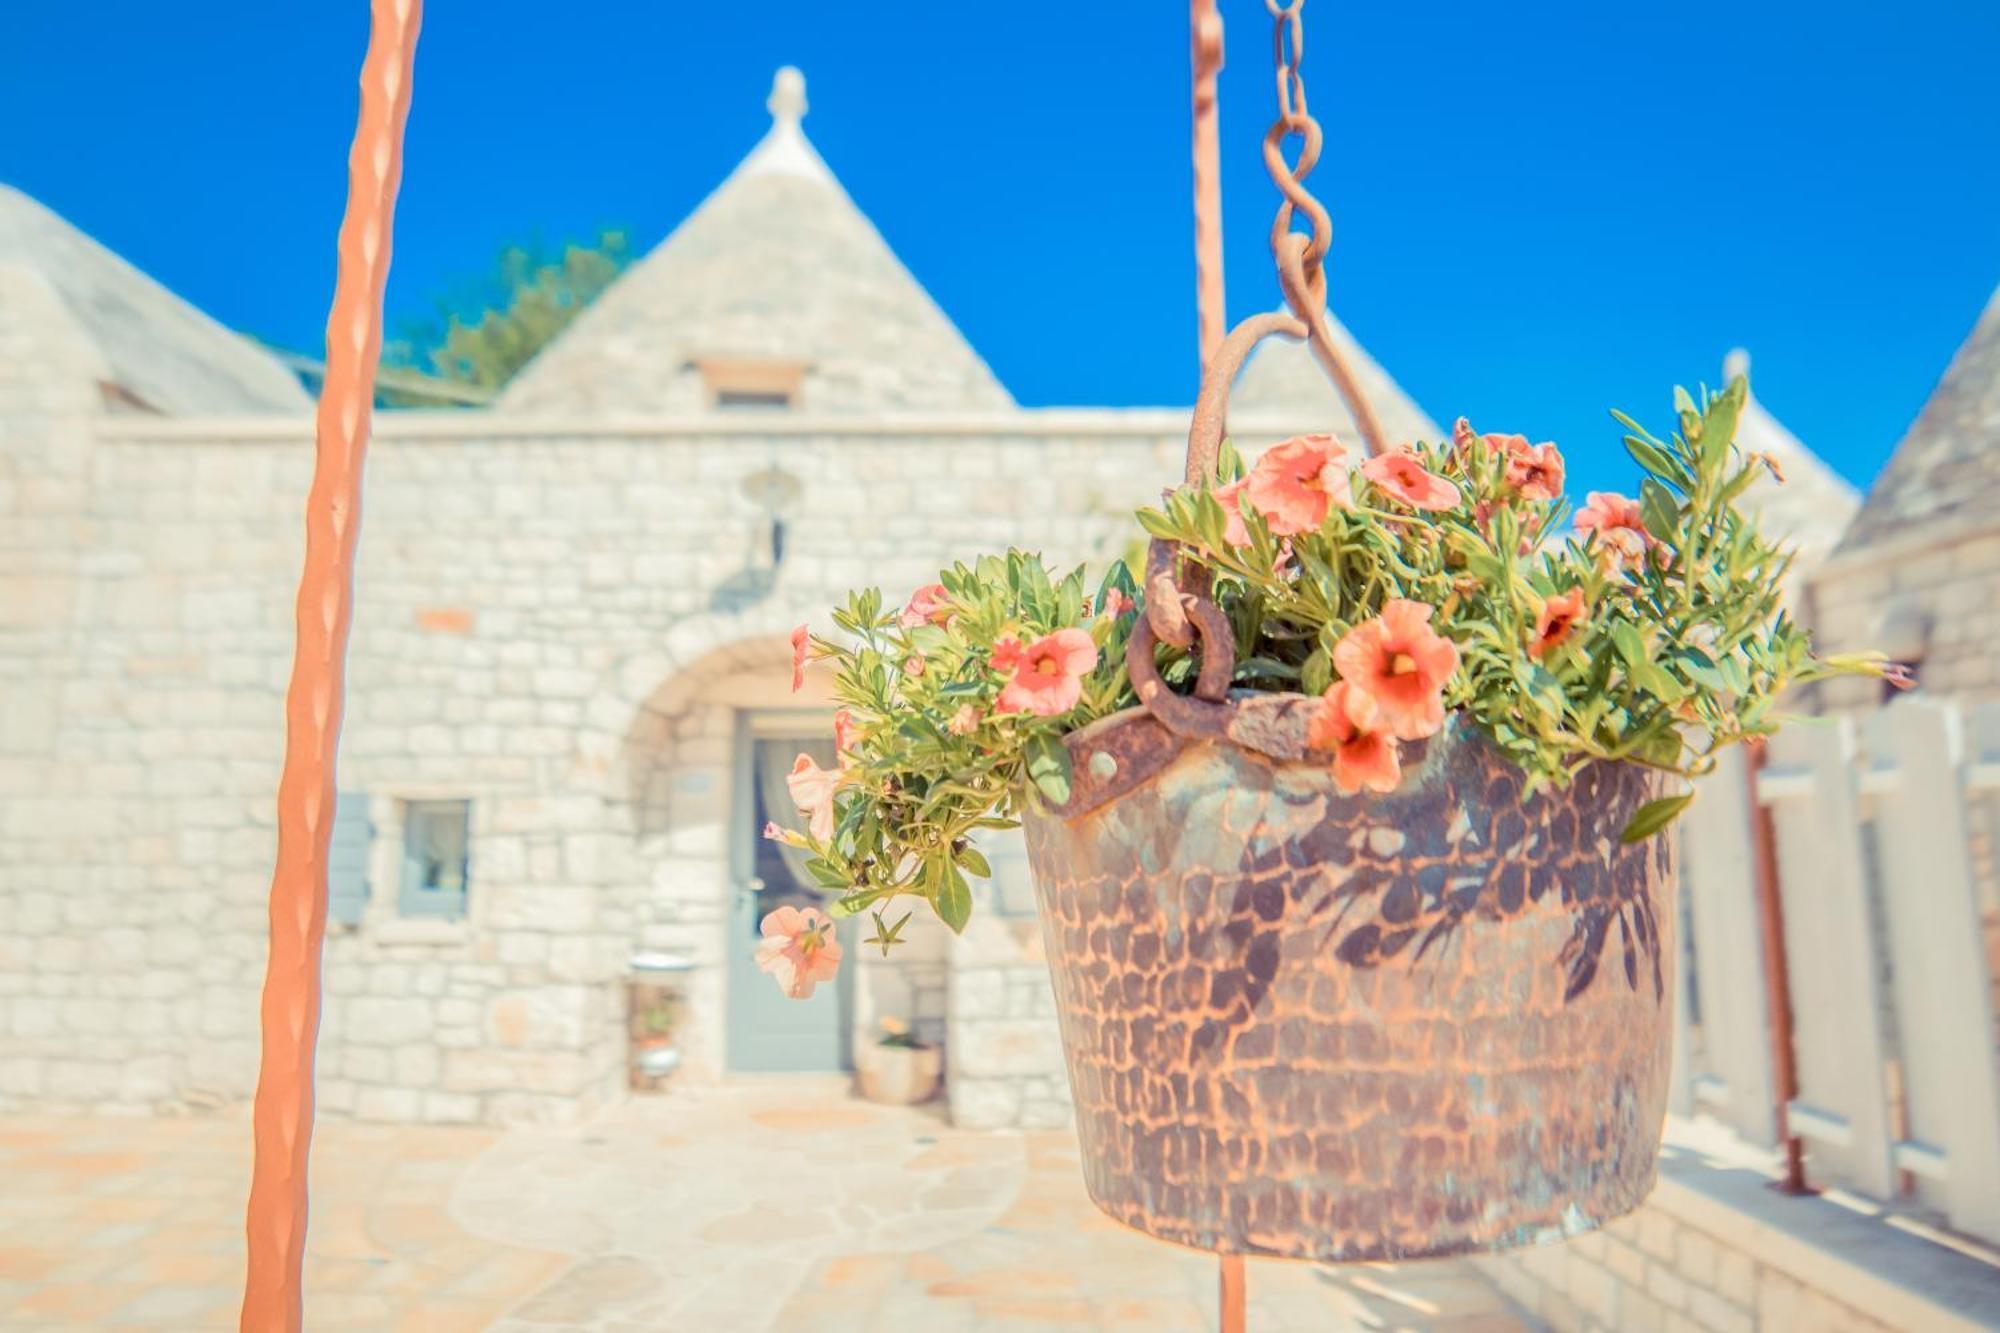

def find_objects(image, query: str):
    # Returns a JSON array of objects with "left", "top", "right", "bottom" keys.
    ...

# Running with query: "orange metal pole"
[
  {"left": 1191, "top": 0, "right": 1227, "bottom": 370},
  {"left": 1746, "top": 739, "right": 1810, "bottom": 1195},
  {"left": 1219, "top": 1252, "right": 1246, "bottom": 1333},
  {"left": 1193, "top": 8, "right": 1241, "bottom": 1328},
  {"left": 240, "top": 2, "right": 421, "bottom": 1328}
]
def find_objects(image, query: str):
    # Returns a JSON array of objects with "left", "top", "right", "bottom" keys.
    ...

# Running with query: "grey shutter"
[{"left": 327, "top": 791, "right": 371, "bottom": 927}]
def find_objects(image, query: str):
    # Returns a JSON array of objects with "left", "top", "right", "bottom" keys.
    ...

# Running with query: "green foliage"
[
  {"left": 784, "top": 374, "right": 1891, "bottom": 940},
  {"left": 386, "top": 228, "right": 631, "bottom": 392},
  {"left": 1137, "top": 377, "right": 1880, "bottom": 805},
  {"left": 787, "top": 557, "right": 1140, "bottom": 935}
]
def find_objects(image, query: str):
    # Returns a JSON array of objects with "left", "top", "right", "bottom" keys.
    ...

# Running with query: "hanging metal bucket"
[{"left": 1023, "top": 705, "right": 1676, "bottom": 1262}]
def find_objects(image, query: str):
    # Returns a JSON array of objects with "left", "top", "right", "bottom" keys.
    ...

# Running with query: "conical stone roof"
[
  {"left": 1228, "top": 311, "right": 1439, "bottom": 448},
  {"left": 0, "top": 183, "right": 309, "bottom": 414},
  {"left": 499, "top": 69, "right": 1011, "bottom": 415},
  {"left": 1837, "top": 284, "right": 2000, "bottom": 552}
]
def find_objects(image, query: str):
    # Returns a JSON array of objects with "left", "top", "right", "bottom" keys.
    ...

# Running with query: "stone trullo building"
[
  {"left": 1808, "top": 283, "right": 2000, "bottom": 708},
  {"left": 0, "top": 69, "right": 1858, "bottom": 1129}
]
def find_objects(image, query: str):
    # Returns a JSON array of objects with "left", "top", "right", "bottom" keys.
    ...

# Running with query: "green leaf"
[
  {"left": 1623, "top": 435, "right": 1687, "bottom": 488},
  {"left": 956, "top": 845, "right": 993, "bottom": 879},
  {"left": 1024, "top": 731, "right": 1073, "bottom": 806},
  {"left": 1673, "top": 647, "right": 1730, "bottom": 691},
  {"left": 935, "top": 860, "right": 972, "bottom": 932},
  {"left": 1301, "top": 647, "right": 1333, "bottom": 697},
  {"left": 804, "top": 857, "right": 850, "bottom": 891},
  {"left": 1135, "top": 507, "right": 1179, "bottom": 542},
  {"left": 1639, "top": 479, "right": 1680, "bottom": 544},
  {"left": 1700, "top": 384, "right": 1742, "bottom": 472},
  {"left": 1610, "top": 623, "right": 1649, "bottom": 669},
  {"left": 1621, "top": 792, "right": 1694, "bottom": 843},
  {"left": 1235, "top": 655, "right": 1301, "bottom": 682},
  {"left": 1628, "top": 656, "right": 1687, "bottom": 702}
]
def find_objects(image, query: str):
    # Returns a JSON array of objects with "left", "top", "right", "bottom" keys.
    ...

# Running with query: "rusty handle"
[{"left": 1138, "top": 0, "right": 1391, "bottom": 743}]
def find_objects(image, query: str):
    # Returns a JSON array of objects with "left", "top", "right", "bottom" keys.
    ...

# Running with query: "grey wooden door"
[{"left": 726, "top": 722, "right": 854, "bottom": 1071}]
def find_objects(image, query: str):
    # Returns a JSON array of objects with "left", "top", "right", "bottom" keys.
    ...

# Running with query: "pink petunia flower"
[
  {"left": 989, "top": 635, "right": 1027, "bottom": 673},
  {"left": 1306, "top": 681, "right": 1402, "bottom": 794},
  {"left": 899, "top": 583, "right": 952, "bottom": 629},
  {"left": 785, "top": 753, "right": 841, "bottom": 841},
  {"left": 1098, "top": 587, "right": 1133, "bottom": 618},
  {"left": 1361, "top": 449, "right": 1462, "bottom": 511},
  {"left": 1573, "top": 491, "right": 1653, "bottom": 567},
  {"left": 1332, "top": 599, "right": 1461, "bottom": 741},
  {"left": 902, "top": 655, "right": 925, "bottom": 679},
  {"left": 948, "top": 704, "right": 982, "bottom": 735},
  {"left": 763, "top": 820, "right": 810, "bottom": 850},
  {"left": 993, "top": 627, "right": 1099, "bottom": 717},
  {"left": 790, "top": 624, "right": 809, "bottom": 693},
  {"left": 1529, "top": 587, "right": 1589, "bottom": 661},
  {"left": 1502, "top": 438, "right": 1565, "bottom": 502},
  {"left": 756, "top": 904, "right": 843, "bottom": 1000},
  {"left": 833, "top": 708, "right": 859, "bottom": 760},
  {"left": 1244, "top": 434, "right": 1352, "bottom": 536}
]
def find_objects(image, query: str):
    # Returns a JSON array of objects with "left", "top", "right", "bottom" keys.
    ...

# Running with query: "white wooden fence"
[{"left": 1674, "top": 696, "right": 2000, "bottom": 1246}]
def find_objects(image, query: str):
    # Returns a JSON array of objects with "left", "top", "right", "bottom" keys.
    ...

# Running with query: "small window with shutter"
[
  {"left": 398, "top": 799, "right": 471, "bottom": 921},
  {"left": 327, "top": 791, "right": 372, "bottom": 928}
]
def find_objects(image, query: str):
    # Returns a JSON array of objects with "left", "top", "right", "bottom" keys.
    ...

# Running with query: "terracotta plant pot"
[
  {"left": 1023, "top": 710, "right": 1676, "bottom": 1262},
  {"left": 857, "top": 1044, "right": 942, "bottom": 1106}
]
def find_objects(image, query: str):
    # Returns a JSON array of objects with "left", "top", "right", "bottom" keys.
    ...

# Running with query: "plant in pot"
[
  {"left": 748, "top": 2, "right": 1897, "bottom": 1263},
  {"left": 628, "top": 988, "right": 681, "bottom": 1090},
  {"left": 855, "top": 1016, "right": 943, "bottom": 1106},
  {"left": 758, "top": 377, "right": 1896, "bottom": 1259}
]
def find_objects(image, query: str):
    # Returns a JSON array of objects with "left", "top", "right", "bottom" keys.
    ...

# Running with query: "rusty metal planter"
[{"left": 1023, "top": 705, "right": 1677, "bottom": 1262}]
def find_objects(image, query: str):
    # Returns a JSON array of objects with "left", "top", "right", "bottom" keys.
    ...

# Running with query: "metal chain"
[
  {"left": 1267, "top": 0, "right": 1307, "bottom": 128},
  {"left": 1139, "top": 0, "right": 1390, "bottom": 703}
]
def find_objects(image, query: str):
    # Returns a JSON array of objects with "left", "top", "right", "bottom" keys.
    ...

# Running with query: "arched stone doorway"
[{"left": 610, "top": 627, "right": 949, "bottom": 1084}]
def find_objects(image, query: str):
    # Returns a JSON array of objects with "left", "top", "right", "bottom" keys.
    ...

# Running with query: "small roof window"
[{"left": 694, "top": 356, "right": 807, "bottom": 411}]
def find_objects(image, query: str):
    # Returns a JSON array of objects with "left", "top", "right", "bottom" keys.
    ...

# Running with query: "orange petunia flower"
[
  {"left": 899, "top": 582, "right": 952, "bottom": 629},
  {"left": 756, "top": 904, "right": 843, "bottom": 1000},
  {"left": 1573, "top": 491, "right": 1653, "bottom": 567},
  {"left": 1502, "top": 438, "right": 1565, "bottom": 502},
  {"left": 789, "top": 624, "right": 809, "bottom": 692},
  {"left": 1361, "top": 449, "right": 1462, "bottom": 511},
  {"left": 1244, "top": 434, "right": 1352, "bottom": 536},
  {"left": 1307, "top": 681, "right": 1402, "bottom": 794},
  {"left": 1529, "top": 587, "right": 1589, "bottom": 661},
  {"left": 993, "top": 627, "right": 1098, "bottom": 717},
  {"left": 785, "top": 753, "right": 841, "bottom": 841},
  {"left": 1332, "top": 599, "right": 1461, "bottom": 740}
]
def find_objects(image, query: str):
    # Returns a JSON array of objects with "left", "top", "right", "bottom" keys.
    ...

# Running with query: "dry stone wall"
[{"left": 0, "top": 408, "right": 1179, "bottom": 1124}]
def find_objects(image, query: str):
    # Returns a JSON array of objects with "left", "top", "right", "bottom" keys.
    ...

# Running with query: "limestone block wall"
[
  {"left": 0, "top": 408, "right": 1183, "bottom": 1123},
  {"left": 1808, "top": 527, "right": 2000, "bottom": 710},
  {"left": 0, "top": 267, "right": 180, "bottom": 1113},
  {"left": 946, "top": 830, "right": 1073, "bottom": 1130},
  {"left": 1471, "top": 1159, "right": 1981, "bottom": 1333}
]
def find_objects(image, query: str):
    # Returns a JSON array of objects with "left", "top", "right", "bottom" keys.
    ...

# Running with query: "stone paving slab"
[{"left": 0, "top": 1078, "right": 1537, "bottom": 1330}]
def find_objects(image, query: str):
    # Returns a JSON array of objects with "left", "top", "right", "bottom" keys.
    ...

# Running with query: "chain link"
[{"left": 1267, "top": 0, "right": 1307, "bottom": 128}]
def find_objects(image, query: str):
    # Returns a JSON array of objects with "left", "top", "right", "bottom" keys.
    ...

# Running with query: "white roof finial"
[
  {"left": 768, "top": 67, "right": 808, "bottom": 127},
  {"left": 1724, "top": 346, "right": 1751, "bottom": 386}
]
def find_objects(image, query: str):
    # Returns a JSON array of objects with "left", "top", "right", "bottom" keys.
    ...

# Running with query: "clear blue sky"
[{"left": 4, "top": 2, "right": 1996, "bottom": 495}]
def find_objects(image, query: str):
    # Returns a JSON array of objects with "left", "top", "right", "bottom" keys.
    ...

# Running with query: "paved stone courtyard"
[{"left": 0, "top": 1077, "right": 1533, "bottom": 1330}]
